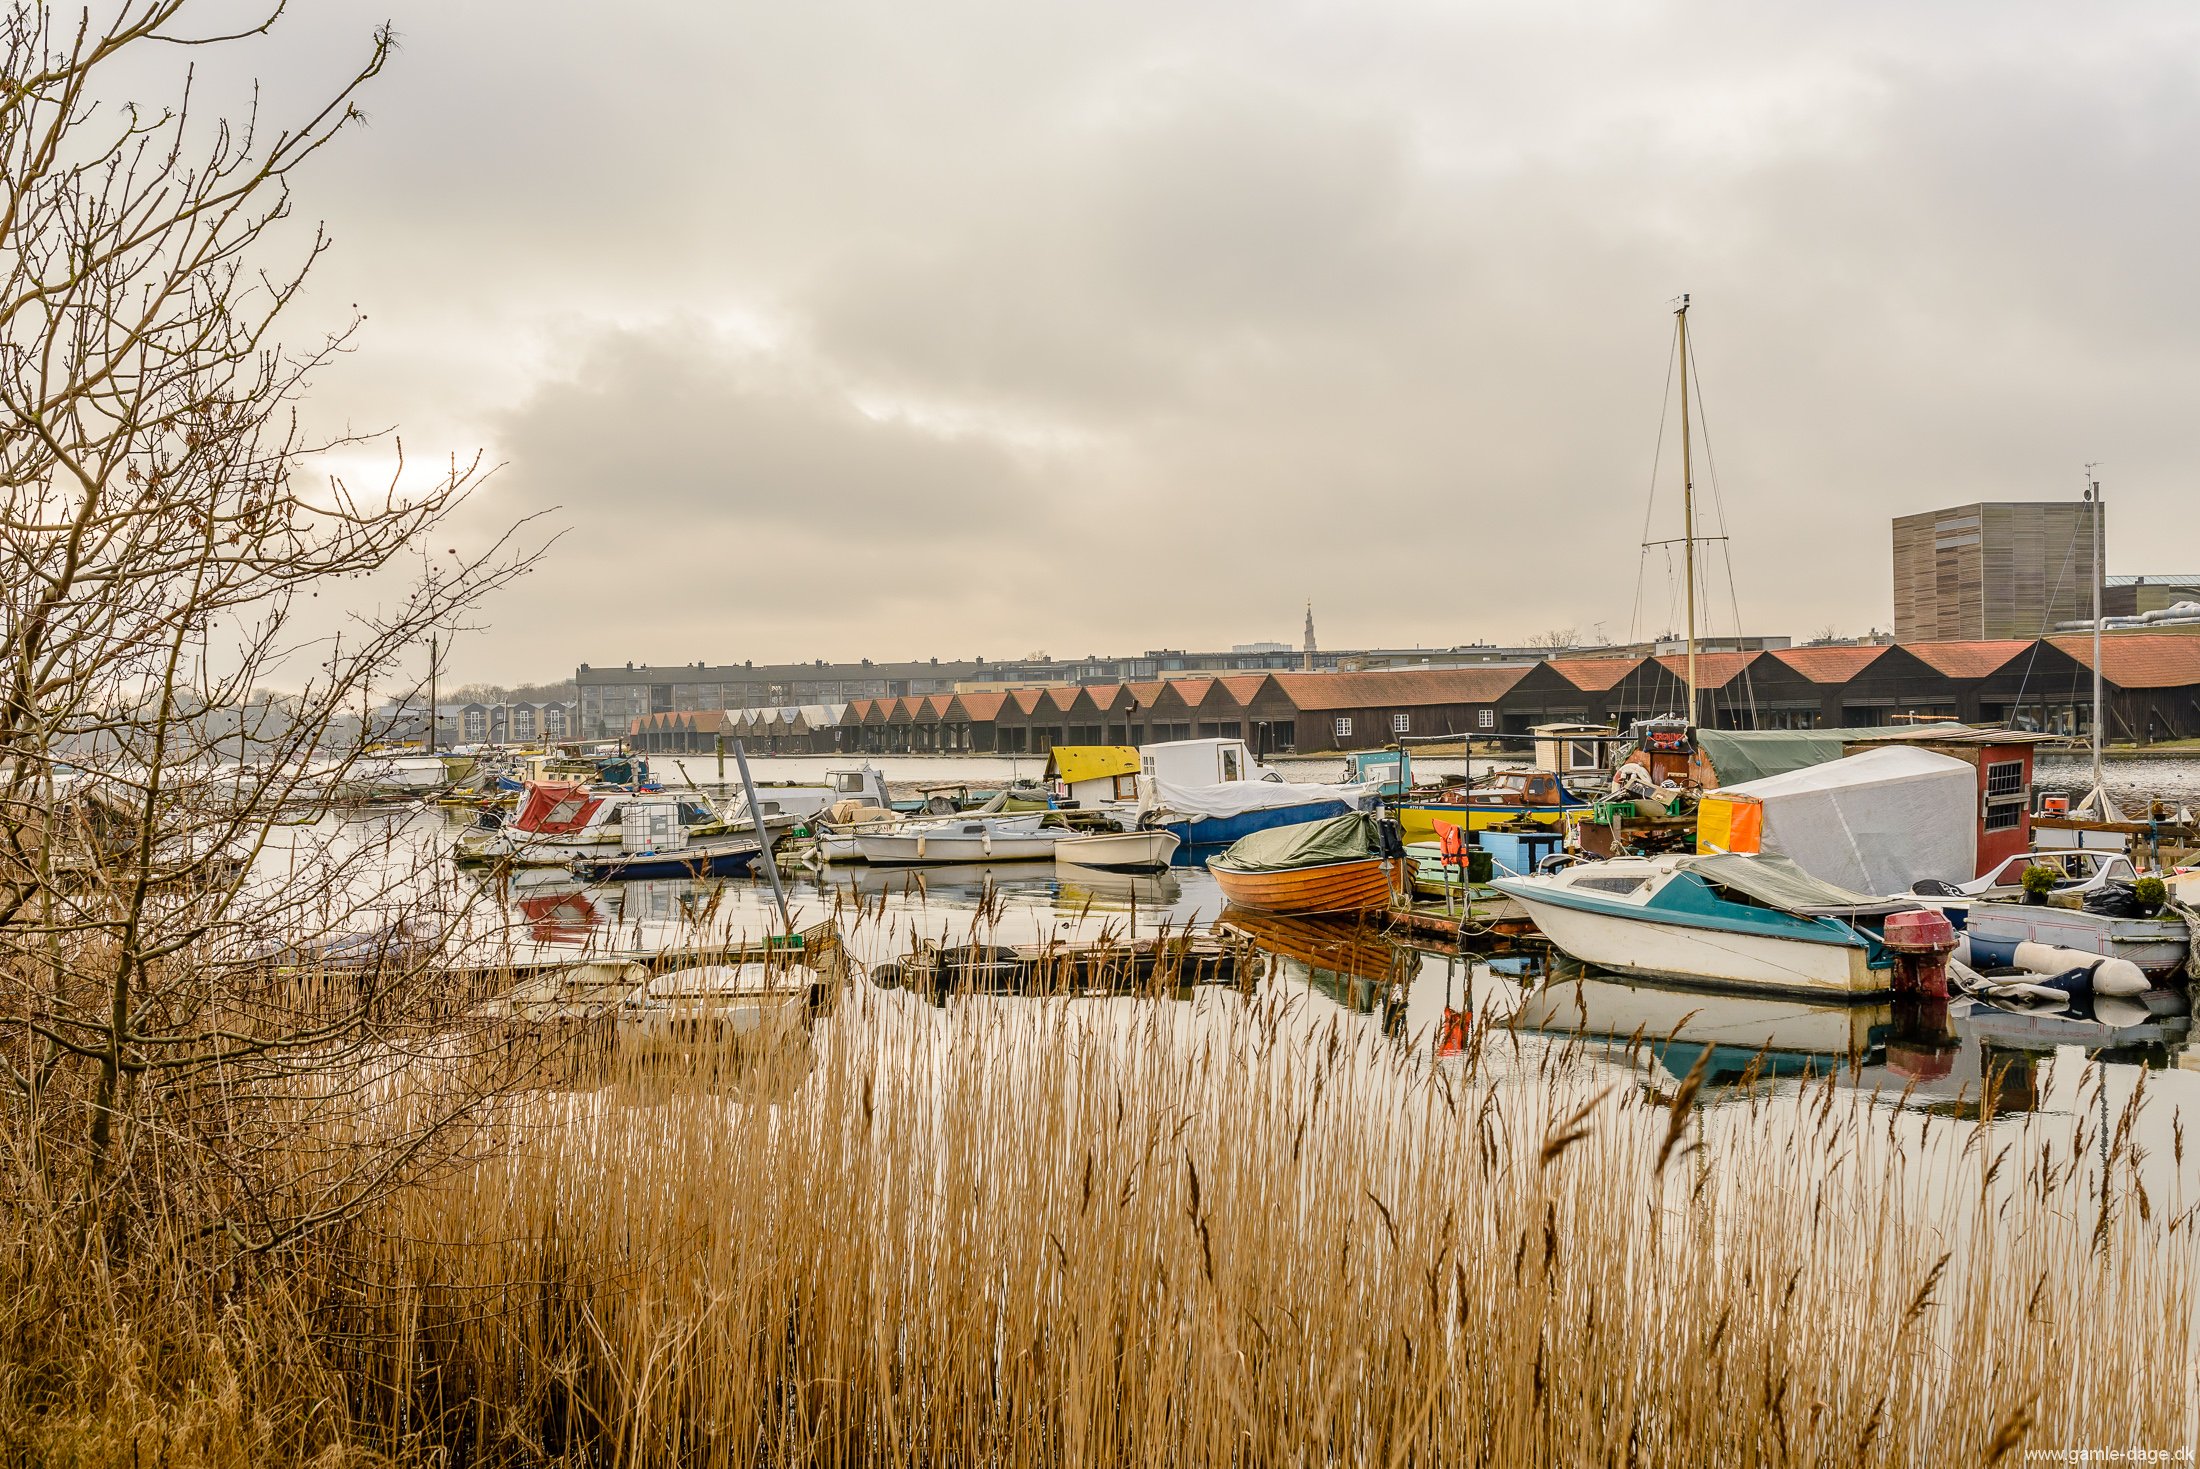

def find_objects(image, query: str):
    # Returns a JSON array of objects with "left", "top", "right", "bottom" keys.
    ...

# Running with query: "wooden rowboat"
[{"left": 1207, "top": 855, "right": 1394, "bottom": 916}]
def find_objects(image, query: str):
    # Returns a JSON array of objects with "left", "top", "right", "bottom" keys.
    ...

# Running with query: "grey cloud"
[{"left": 196, "top": 0, "right": 2200, "bottom": 679}]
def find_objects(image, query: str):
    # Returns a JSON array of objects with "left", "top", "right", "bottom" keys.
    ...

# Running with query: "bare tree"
[
  {"left": 0, "top": 4, "right": 541, "bottom": 1263},
  {"left": 1524, "top": 627, "right": 1580, "bottom": 651}
]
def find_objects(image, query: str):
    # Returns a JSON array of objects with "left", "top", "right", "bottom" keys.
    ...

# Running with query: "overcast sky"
[{"left": 205, "top": 0, "right": 2200, "bottom": 683}]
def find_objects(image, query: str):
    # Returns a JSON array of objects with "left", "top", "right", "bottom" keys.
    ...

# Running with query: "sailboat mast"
[
  {"left": 2088, "top": 472, "right": 2103, "bottom": 793},
  {"left": 1676, "top": 295, "right": 1698, "bottom": 727}
]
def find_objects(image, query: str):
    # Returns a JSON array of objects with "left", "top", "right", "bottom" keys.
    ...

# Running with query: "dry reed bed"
[{"left": 326, "top": 979, "right": 2197, "bottom": 1466}]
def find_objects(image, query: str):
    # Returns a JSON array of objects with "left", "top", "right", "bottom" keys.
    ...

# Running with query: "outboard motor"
[{"left": 1375, "top": 815, "right": 1406, "bottom": 862}]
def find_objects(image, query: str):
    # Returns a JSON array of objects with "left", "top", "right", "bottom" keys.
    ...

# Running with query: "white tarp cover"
[
  {"left": 1709, "top": 745, "right": 1976, "bottom": 895},
  {"left": 1141, "top": 776, "right": 1378, "bottom": 824}
]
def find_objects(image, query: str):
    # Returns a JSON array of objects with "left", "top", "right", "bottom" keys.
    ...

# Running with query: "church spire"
[{"left": 1302, "top": 601, "right": 1317, "bottom": 672}]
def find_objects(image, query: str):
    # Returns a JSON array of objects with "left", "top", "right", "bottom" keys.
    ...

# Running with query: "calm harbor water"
[
  {"left": 264, "top": 771, "right": 2199, "bottom": 1198},
  {"left": 256, "top": 738, "right": 2200, "bottom": 1217}
]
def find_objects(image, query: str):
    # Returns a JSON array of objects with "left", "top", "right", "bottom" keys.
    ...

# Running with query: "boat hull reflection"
[{"left": 1514, "top": 964, "right": 1891, "bottom": 1085}]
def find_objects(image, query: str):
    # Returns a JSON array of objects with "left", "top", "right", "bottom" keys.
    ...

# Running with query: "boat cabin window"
[
  {"left": 834, "top": 773, "right": 867, "bottom": 795},
  {"left": 1113, "top": 774, "right": 1138, "bottom": 800},
  {"left": 1220, "top": 749, "right": 1241, "bottom": 782}
]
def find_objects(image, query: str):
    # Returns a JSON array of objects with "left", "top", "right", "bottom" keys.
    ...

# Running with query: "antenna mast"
[{"left": 1676, "top": 295, "right": 1698, "bottom": 727}]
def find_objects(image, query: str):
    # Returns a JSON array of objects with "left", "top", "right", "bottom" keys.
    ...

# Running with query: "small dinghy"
[
  {"left": 1207, "top": 813, "right": 1395, "bottom": 917},
  {"left": 1053, "top": 828, "right": 1180, "bottom": 872}
]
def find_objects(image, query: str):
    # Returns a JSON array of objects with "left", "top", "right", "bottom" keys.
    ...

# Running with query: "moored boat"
[
  {"left": 1207, "top": 813, "right": 1395, "bottom": 917},
  {"left": 1390, "top": 769, "right": 1596, "bottom": 842},
  {"left": 1901, "top": 849, "right": 2140, "bottom": 930},
  {"left": 854, "top": 811, "right": 1067, "bottom": 865},
  {"left": 570, "top": 835, "right": 762, "bottom": 882},
  {"left": 1137, "top": 737, "right": 1377, "bottom": 848},
  {"left": 1961, "top": 901, "right": 2191, "bottom": 983},
  {"left": 453, "top": 783, "right": 729, "bottom": 866},
  {"left": 1052, "top": 828, "right": 1180, "bottom": 872},
  {"left": 1493, "top": 853, "right": 1921, "bottom": 998}
]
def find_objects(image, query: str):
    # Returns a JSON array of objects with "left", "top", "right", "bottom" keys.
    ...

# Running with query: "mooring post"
[{"left": 733, "top": 738, "right": 791, "bottom": 931}]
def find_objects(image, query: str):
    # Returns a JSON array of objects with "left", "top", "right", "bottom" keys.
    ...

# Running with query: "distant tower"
[{"left": 1302, "top": 602, "right": 1317, "bottom": 671}]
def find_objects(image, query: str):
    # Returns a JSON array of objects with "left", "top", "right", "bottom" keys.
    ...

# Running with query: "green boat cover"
[
  {"left": 1695, "top": 723, "right": 1973, "bottom": 786},
  {"left": 1209, "top": 812, "right": 1381, "bottom": 874},
  {"left": 1688, "top": 853, "right": 1909, "bottom": 917}
]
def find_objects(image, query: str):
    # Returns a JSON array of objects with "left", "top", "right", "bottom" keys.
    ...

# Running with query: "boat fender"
[{"left": 2010, "top": 942, "right": 2149, "bottom": 998}]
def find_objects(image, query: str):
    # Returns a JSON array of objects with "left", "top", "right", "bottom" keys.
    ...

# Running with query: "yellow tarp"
[
  {"left": 1046, "top": 746, "right": 1140, "bottom": 785},
  {"left": 1696, "top": 795, "right": 1764, "bottom": 856}
]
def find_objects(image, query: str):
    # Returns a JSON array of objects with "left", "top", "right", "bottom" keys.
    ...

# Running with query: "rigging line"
[
  {"left": 2009, "top": 513, "right": 2083, "bottom": 722},
  {"left": 1680, "top": 316, "right": 1760, "bottom": 726},
  {"left": 1631, "top": 332, "right": 1681, "bottom": 647}
]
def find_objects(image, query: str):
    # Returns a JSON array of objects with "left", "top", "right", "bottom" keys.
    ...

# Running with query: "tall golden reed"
[
  {"left": 4, "top": 918, "right": 2194, "bottom": 1465},
  {"left": 321, "top": 970, "right": 2194, "bottom": 1466}
]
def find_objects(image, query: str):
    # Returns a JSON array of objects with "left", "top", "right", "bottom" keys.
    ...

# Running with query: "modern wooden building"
[{"left": 1892, "top": 500, "right": 2103, "bottom": 641}]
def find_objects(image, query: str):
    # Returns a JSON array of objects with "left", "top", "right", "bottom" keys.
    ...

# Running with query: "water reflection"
[
  {"left": 364, "top": 802, "right": 2194, "bottom": 1139},
  {"left": 1512, "top": 963, "right": 1892, "bottom": 1086}
]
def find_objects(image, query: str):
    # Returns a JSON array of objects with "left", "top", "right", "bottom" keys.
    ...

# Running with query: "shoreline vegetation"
[{"left": 5, "top": 917, "right": 2194, "bottom": 1465}]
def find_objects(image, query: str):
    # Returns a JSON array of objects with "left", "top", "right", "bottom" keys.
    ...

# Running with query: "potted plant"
[
  {"left": 2020, "top": 864, "right": 2058, "bottom": 905},
  {"left": 2134, "top": 876, "right": 2168, "bottom": 918}
]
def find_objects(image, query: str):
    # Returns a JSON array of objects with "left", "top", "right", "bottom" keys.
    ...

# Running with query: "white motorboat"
[
  {"left": 454, "top": 783, "right": 726, "bottom": 866},
  {"left": 854, "top": 811, "right": 1066, "bottom": 865},
  {"left": 1492, "top": 853, "right": 1922, "bottom": 997},
  {"left": 728, "top": 765, "right": 891, "bottom": 824},
  {"left": 1052, "top": 828, "right": 1180, "bottom": 872},
  {"left": 1902, "top": 849, "right": 2139, "bottom": 928}
]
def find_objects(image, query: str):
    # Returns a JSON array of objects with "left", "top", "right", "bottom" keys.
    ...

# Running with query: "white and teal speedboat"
[{"left": 1492, "top": 853, "right": 1921, "bottom": 997}]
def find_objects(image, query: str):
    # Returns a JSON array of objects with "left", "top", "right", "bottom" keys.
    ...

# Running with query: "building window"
[
  {"left": 1391, "top": 712, "right": 1412, "bottom": 735},
  {"left": 1334, "top": 716, "right": 1353, "bottom": 739},
  {"left": 463, "top": 709, "right": 486, "bottom": 740},
  {"left": 1983, "top": 758, "right": 2028, "bottom": 832},
  {"left": 1477, "top": 708, "right": 1495, "bottom": 730},
  {"left": 545, "top": 707, "right": 567, "bottom": 737}
]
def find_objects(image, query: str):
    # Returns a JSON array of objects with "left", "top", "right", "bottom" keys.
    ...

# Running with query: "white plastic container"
[{"left": 621, "top": 797, "right": 685, "bottom": 853}]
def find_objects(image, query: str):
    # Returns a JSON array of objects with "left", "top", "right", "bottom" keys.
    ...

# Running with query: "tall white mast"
[
  {"left": 2086, "top": 469, "right": 2104, "bottom": 799},
  {"left": 1676, "top": 295, "right": 1698, "bottom": 727}
]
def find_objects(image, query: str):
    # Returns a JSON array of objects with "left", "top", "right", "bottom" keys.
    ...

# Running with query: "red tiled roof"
[
  {"left": 1650, "top": 651, "right": 1759, "bottom": 687},
  {"left": 1901, "top": 639, "right": 2034, "bottom": 680},
  {"left": 1041, "top": 686, "right": 1085, "bottom": 714},
  {"left": 1268, "top": 667, "right": 1529, "bottom": 712},
  {"left": 1767, "top": 645, "right": 1891, "bottom": 683},
  {"left": 951, "top": 691, "right": 1009, "bottom": 720},
  {"left": 1217, "top": 674, "right": 1274, "bottom": 704},
  {"left": 1126, "top": 680, "right": 1190, "bottom": 711},
  {"left": 1168, "top": 677, "right": 1219, "bottom": 706},
  {"left": 1544, "top": 656, "right": 1648, "bottom": 692},
  {"left": 2046, "top": 633, "right": 2200, "bottom": 689},
  {"left": 1006, "top": 688, "right": 1048, "bottom": 715},
  {"left": 884, "top": 697, "right": 916, "bottom": 722}
]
